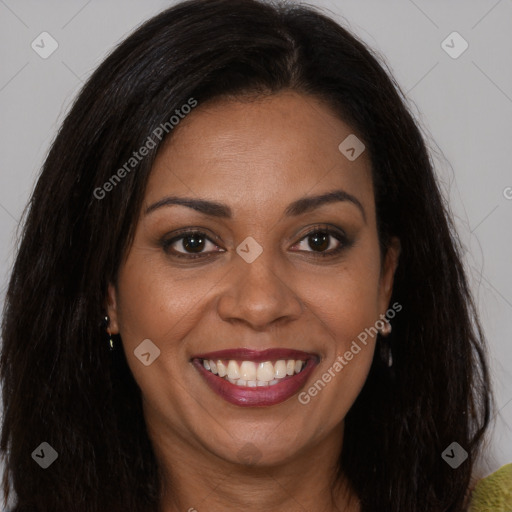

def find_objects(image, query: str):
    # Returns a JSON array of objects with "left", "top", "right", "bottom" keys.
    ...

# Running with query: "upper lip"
[{"left": 192, "top": 348, "right": 317, "bottom": 362}]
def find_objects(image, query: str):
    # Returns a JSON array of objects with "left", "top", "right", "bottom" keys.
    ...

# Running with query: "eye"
[
  {"left": 161, "top": 225, "right": 350, "bottom": 260},
  {"left": 162, "top": 230, "right": 224, "bottom": 259},
  {"left": 291, "top": 226, "right": 349, "bottom": 257}
]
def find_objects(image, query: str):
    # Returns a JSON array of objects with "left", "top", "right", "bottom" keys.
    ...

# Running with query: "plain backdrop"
[{"left": 0, "top": 0, "right": 511, "bottom": 500}]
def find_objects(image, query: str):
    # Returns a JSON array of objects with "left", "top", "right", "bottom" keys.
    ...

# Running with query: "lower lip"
[{"left": 192, "top": 358, "right": 318, "bottom": 407}]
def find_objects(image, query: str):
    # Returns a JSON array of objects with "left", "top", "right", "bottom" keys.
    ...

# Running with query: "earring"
[
  {"left": 382, "top": 340, "right": 393, "bottom": 367},
  {"left": 379, "top": 319, "right": 392, "bottom": 337},
  {"left": 378, "top": 319, "right": 393, "bottom": 367},
  {"left": 105, "top": 315, "right": 115, "bottom": 351}
]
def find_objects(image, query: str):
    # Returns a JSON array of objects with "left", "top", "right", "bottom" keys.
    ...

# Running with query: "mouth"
[{"left": 191, "top": 348, "right": 319, "bottom": 407}]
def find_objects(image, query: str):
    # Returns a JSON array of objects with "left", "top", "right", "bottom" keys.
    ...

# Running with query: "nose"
[{"left": 216, "top": 248, "right": 303, "bottom": 331}]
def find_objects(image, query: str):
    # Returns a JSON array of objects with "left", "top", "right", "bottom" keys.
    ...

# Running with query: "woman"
[{"left": 0, "top": 0, "right": 494, "bottom": 510}]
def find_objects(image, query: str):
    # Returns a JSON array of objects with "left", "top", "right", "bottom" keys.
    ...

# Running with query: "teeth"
[
  {"left": 257, "top": 361, "right": 275, "bottom": 382},
  {"left": 202, "top": 357, "right": 307, "bottom": 386},
  {"left": 227, "top": 360, "right": 241, "bottom": 379},
  {"left": 274, "top": 360, "right": 287, "bottom": 379},
  {"left": 240, "top": 361, "right": 257, "bottom": 380},
  {"left": 216, "top": 360, "right": 227, "bottom": 377}
]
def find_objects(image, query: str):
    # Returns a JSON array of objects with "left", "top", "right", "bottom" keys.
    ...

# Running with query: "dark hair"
[{"left": 0, "top": 0, "right": 492, "bottom": 511}]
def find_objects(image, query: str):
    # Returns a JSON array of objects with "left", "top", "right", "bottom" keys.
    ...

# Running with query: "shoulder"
[{"left": 469, "top": 463, "right": 512, "bottom": 512}]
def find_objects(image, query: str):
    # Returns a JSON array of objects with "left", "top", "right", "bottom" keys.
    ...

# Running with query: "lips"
[
  {"left": 193, "top": 348, "right": 314, "bottom": 362},
  {"left": 191, "top": 348, "right": 319, "bottom": 407}
]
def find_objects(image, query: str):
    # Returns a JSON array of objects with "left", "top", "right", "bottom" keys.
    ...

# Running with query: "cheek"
[
  {"left": 296, "top": 242, "right": 381, "bottom": 410},
  {"left": 301, "top": 250, "right": 382, "bottom": 348},
  {"left": 115, "top": 253, "right": 200, "bottom": 346},
  {"left": 297, "top": 272, "right": 379, "bottom": 428},
  {"left": 114, "top": 256, "right": 205, "bottom": 421},
  {"left": 303, "top": 271, "right": 379, "bottom": 380}
]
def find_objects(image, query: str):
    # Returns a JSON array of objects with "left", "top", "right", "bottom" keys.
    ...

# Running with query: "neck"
[{"left": 147, "top": 417, "right": 360, "bottom": 512}]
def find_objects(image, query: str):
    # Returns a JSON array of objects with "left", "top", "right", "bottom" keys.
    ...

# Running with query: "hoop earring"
[{"left": 104, "top": 315, "right": 115, "bottom": 351}]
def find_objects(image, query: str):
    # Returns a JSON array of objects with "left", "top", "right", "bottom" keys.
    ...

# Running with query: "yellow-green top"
[{"left": 469, "top": 463, "right": 512, "bottom": 512}]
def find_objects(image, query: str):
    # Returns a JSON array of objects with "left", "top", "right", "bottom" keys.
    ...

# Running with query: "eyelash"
[{"left": 161, "top": 225, "right": 350, "bottom": 260}]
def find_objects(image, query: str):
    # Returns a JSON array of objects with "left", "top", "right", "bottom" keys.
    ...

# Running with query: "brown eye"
[
  {"left": 162, "top": 231, "right": 223, "bottom": 259},
  {"left": 292, "top": 226, "right": 349, "bottom": 257},
  {"left": 306, "top": 231, "right": 331, "bottom": 252},
  {"left": 179, "top": 233, "right": 206, "bottom": 253}
]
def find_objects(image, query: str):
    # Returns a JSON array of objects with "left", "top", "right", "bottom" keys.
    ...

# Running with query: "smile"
[
  {"left": 202, "top": 358, "right": 305, "bottom": 386},
  {"left": 192, "top": 348, "right": 318, "bottom": 407}
]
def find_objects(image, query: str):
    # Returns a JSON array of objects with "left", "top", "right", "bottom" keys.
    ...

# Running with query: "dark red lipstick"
[{"left": 192, "top": 348, "right": 319, "bottom": 407}]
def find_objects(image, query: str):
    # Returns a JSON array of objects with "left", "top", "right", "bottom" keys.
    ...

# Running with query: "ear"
[
  {"left": 105, "top": 282, "right": 120, "bottom": 334},
  {"left": 378, "top": 236, "right": 400, "bottom": 313}
]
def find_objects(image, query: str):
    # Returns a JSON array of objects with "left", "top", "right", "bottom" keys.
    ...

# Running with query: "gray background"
[{"left": 0, "top": 0, "right": 511, "bottom": 496}]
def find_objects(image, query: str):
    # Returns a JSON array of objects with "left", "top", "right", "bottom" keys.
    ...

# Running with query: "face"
[{"left": 107, "top": 91, "right": 399, "bottom": 468}]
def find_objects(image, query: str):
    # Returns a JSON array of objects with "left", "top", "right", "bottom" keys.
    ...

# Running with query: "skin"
[{"left": 106, "top": 91, "right": 400, "bottom": 512}]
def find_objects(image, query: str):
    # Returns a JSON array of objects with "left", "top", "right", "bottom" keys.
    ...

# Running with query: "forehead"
[{"left": 145, "top": 91, "right": 374, "bottom": 218}]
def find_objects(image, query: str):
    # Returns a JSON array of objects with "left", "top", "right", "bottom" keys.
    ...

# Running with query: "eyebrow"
[{"left": 145, "top": 188, "right": 366, "bottom": 223}]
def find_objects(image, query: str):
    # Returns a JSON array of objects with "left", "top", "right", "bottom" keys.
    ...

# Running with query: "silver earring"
[
  {"left": 379, "top": 320, "right": 392, "bottom": 367},
  {"left": 379, "top": 319, "right": 392, "bottom": 337},
  {"left": 379, "top": 338, "right": 393, "bottom": 367},
  {"left": 105, "top": 315, "right": 115, "bottom": 351},
  {"left": 381, "top": 341, "right": 393, "bottom": 368}
]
